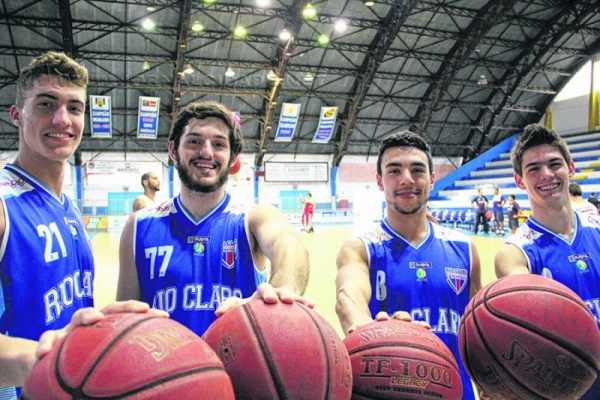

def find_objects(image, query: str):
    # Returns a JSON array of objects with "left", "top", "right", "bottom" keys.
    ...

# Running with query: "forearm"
[
  {"left": 335, "top": 287, "right": 373, "bottom": 334},
  {"left": 0, "top": 335, "right": 37, "bottom": 387},
  {"left": 267, "top": 234, "right": 309, "bottom": 295}
]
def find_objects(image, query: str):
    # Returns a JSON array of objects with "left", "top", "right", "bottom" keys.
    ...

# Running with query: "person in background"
[
  {"left": 495, "top": 124, "right": 600, "bottom": 400},
  {"left": 491, "top": 187, "right": 505, "bottom": 236},
  {"left": 506, "top": 194, "right": 521, "bottom": 234},
  {"left": 569, "top": 182, "right": 599, "bottom": 217},
  {"left": 117, "top": 101, "right": 311, "bottom": 337},
  {"left": 472, "top": 187, "right": 489, "bottom": 234},
  {"left": 335, "top": 131, "right": 483, "bottom": 400},
  {"left": 132, "top": 171, "right": 161, "bottom": 212},
  {"left": 301, "top": 192, "right": 315, "bottom": 233}
]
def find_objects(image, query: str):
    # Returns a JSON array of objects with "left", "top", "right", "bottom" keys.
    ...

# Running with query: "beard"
[
  {"left": 175, "top": 156, "right": 229, "bottom": 193},
  {"left": 391, "top": 200, "right": 426, "bottom": 215}
]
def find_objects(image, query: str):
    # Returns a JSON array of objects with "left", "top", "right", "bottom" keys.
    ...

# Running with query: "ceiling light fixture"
[
  {"left": 141, "top": 18, "right": 156, "bottom": 31},
  {"left": 334, "top": 19, "right": 348, "bottom": 33},
  {"left": 191, "top": 21, "right": 204, "bottom": 32},
  {"left": 233, "top": 25, "right": 247, "bottom": 40},
  {"left": 279, "top": 29, "right": 292, "bottom": 42},
  {"left": 225, "top": 67, "right": 235, "bottom": 77},
  {"left": 302, "top": 3, "right": 317, "bottom": 19}
]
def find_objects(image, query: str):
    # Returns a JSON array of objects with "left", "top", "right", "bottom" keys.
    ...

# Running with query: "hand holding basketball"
[
  {"left": 35, "top": 301, "right": 167, "bottom": 360},
  {"left": 215, "top": 282, "right": 314, "bottom": 316}
]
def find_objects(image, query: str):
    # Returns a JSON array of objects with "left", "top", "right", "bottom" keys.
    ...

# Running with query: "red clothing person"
[{"left": 301, "top": 193, "right": 315, "bottom": 233}]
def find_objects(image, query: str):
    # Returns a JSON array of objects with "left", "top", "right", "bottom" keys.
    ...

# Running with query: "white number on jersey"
[
  {"left": 37, "top": 222, "right": 68, "bottom": 263},
  {"left": 145, "top": 245, "right": 174, "bottom": 279}
]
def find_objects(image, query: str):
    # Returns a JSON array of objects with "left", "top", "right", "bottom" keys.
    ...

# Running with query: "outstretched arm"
[
  {"left": 248, "top": 205, "right": 309, "bottom": 295},
  {"left": 469, "top": 241, "right": 483, "bottom": 299},
  {"left": 116, "top": 214, "right": 142, "bottom": 301},
  {"left": 335, "top": 239, "right": 373, "bottom": 334}
]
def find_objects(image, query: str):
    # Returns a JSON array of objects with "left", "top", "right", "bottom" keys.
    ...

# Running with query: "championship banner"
[
  {"left": 137, "top": 96, "right": 160, "bottom": 139},
  {"left": 274, "top": 103, "right": 301, "bottom": 142},
  {"left": 312, "top": 106, "right": 338, "bottom": 143},
  {"left": 89, "top": 95, "right": 112, "bottom": 138}
]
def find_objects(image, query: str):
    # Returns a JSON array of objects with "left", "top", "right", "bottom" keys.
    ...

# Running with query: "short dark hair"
[
  {"left": 169, "top": 101, "right": 243, "bottom": 160},
  {"left": 509, "top": 194, "right": 516, "bottom": 200},
  {"left": 569, "top": 182, "right": 582, "bottom": 197},
  {"left": 140, "top": 172, "right": 152, "bottom": 187},
  {"left": 511, "top": 124, "right": 571, "bottom": 177},
  {"left": 377, "top": 130, "right": 433, "bottom": 175},
  {"left": 16, "top": 51, "right": 88, "bottom": 107}
]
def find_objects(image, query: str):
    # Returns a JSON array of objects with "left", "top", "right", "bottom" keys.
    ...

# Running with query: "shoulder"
[
  {"left": 356, "top": 222, "right": 391, "bottom": 245},
  {"left": 577, "top": 210, "right": 600, "bottom": 230},
  {"left": 505, "top": 223, "right": 541, "bottom": 248},
  {"left": 136, "top": 198, "right": 176, "bottom": 220},
  {"left": 0, "top": 168, "right": 33, "bottom": 199},
  {"left": 431, "top": 223, "right": 470, "bottom": 244}
]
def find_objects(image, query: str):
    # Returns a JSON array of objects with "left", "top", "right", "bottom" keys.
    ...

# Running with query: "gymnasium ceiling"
[{"left": 0, "top": 0, "right": 599, "bottom": 166}]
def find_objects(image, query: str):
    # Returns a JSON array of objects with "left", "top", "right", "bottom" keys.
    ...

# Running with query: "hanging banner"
[
  {"left": 274, "top": 103, "right": 301, "bottom": 142},
  {"left": 312, "top": 106, "right": 338, "bottom": 143},
  {"left": 89, "top": 95, "right": 112, "bottom": 138},
  {"left": 137, "top": 96, "right": 160, "bottom": 139}
]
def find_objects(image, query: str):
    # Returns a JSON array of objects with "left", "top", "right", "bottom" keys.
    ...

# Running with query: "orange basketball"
[
  {"left": 23, "top": 313, "right": 234, "bottom": 400},
  {"left": 459, "top": 274, "right": 600, "bottom": 400},
  {"left": 344, "top": 319, "right": 463, "bottom": 400},
  {"left": 203, "top": 299, "right": 353, "bottom": 399}
]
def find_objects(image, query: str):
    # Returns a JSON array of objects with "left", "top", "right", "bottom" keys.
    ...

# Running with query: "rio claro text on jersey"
[{"left": 151, "top": 284, "right": 243, "bottom": 314}]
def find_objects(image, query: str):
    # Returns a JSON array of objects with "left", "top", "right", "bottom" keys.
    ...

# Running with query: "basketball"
[
  {"left": 23, "top": 313, "right": 234, "bottom": 400},
  {"left": 202, "top": 298, "right": 353, "bottom": 399},
  {"left": 459, "top": 274, "right": 600, "bottom": 400},
  {"left": 343, "top": 319, "right": 463, "bottom": 400}
]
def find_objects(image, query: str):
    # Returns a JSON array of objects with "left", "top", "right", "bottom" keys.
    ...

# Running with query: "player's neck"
[
  {"left": 531, "top": 202, "right": 574, "bottom": 238},
  {"left": 179, "top": 186, "right": 226, "bottom": 221},
  {"left": 144, "top": 190, "right": 156, "bottom": 201},
  {"left": 386, "top": 210, "right": 429, "bottom": 245},
  {"left": 13, "top": 154, "right": 65, "bottom": 197}
]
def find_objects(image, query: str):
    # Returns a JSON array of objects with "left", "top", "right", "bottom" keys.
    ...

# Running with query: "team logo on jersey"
[
  {"left": 445, "top": 267, "right": 468, "bottom": 295},
  {"left": 568, "top": 253, "right": 591, "bottom": 273},
  {"left": 187, "top": 236, "right": 208, "bottom": 255},
  {"left": 222, "top": 240, "right": 237, "bottom": 269},
  {"left": 64, "top": 218, "right": 79, "bottom": 237},
  {"left": 0, "top": 177, "right": 25, "bottom": 189}
]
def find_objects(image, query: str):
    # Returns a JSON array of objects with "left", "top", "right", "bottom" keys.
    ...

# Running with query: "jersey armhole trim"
[
  {"left": 0, "top": 196, "right": 10, "bottom": 264},
  {"left": 243, "top": 213, "right": 265, "bottom": 276}
]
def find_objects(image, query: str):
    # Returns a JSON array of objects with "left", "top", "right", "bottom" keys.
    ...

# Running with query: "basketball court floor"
[{"left": 91, "top": 226, "right": 503, "bottom": 337}]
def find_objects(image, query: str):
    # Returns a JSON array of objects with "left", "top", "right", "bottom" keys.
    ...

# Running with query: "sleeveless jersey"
[
  {"left": 362, "top": 220, "right": 475, "bottom": 400},
  {"left": 134, "top": 193, "right": 266, "bottom": 336},
  {"left": 506, "top": 211, "right": 600, "bottom": 400},
  {"left": 0, "top": 164, "right": 94, "bottom": 400}
]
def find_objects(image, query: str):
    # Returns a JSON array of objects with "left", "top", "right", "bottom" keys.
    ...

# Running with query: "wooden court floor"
[{"left": 91, "top": 227, "right": 504, "bottom": 338}]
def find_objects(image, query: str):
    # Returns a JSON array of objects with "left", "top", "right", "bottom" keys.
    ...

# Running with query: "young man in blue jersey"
[
  {"left": 335, "top": 131, "right": 483, "bottom": 400},
  {"left": 117, "top": 101, "right": 311, "bottom": 336},
  {"left": 495, "top": 124, "right": 600, "bottom": 400},
  {"left": 0, "top": 52, "right": 164, "bottom": 398}
]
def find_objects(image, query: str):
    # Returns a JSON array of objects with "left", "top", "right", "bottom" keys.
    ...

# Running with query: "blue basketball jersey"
[
  {"left": 0, "top": 164, "right": 94, "bottom": 399},
  {"left": 506, "top": 211, "right": 600, "bottom": 399},
  {"left": 134, "top": 193, "right": 266, "bottom": 336},
  {"left": 363, "top": 220, "right": 475, "bottom": 400}
]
